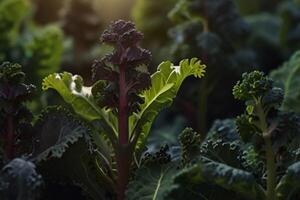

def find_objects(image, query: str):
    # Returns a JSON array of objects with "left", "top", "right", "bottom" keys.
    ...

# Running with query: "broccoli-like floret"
[
  {"left": 179, "top": 127, "right": 201, "bottom": 164},
  {"left": 233, "top": 71, "right": 273, "bottom": 101}
]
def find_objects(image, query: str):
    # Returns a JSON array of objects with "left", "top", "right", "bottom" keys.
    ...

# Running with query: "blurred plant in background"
[
  {"left": 33, "top": 0, "right": 69, "bottom": 24},
  {"left": 0, "top": 0, "right": 64, "bottom": 86},
  {"left": 0, "top": 0, "right": 64, "bottom": 112},
  {"left": 236, "top": 0, "right": 300, "bottom": 70},
  {"left": 1, "top": 0, "right": 300, "bottom": 199},
  {"left": 167, "top": 0, "right": 257, "bottom": 134},
  {"left": 131, "top": 0, "right": 300, "bottom": 138},
  {"left": 61, "top": 0, "right": 107, "bottom": 78},
  {"left": 132, "top": 0, "right": 176, "bottom": 66}
]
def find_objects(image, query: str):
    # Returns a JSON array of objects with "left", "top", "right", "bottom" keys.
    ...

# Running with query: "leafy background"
[{"left": 2, "top": 0, "right": 300, "bottom": 199}]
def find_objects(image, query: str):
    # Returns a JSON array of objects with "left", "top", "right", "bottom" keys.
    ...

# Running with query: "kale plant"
[
  {"left": 127, "top": 69, "right": 300, "bottom": 200},
  {"left": 42, "top": 20, "right": 206, "bottom": 199},
  {"left": 0, "top": 61, "right": 106, "bottom": 199},
  {"left": 0, "top": 62, "right": 35, "bottom": 161},
  {"left": 0, "top": 62, "right": 43, "bottom": 200}
]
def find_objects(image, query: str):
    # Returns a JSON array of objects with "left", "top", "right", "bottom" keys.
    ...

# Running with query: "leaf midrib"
[
  {"left": 152, "top": 169, "right": 164, "bottom": 200},
  {"left": 130, "top": 83, "right": 174, "bottom": 137}
]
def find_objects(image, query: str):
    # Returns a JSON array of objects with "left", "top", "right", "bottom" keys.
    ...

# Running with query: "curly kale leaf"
[
  {"left": 169, "top": 157, "right": 266, "bottom": 200},
  {"left": 126, "top": 161, "right": 178, "bottom": 200},
  {"left": 126, "top": 146, "right": 177, "bottom": 200},
  {"left": 201, "top": 119, "right": 243, "bottom": 168},
  {"left": 130, "top": 58, "right": 205, "bottom": 151},
  {"left": 0, "top": 158, "right": 43, "bottom": 200},
  {"left": 32, "top": 106, "right": 92, "bottom": 161},
  {"left": 32, "top": 106, "right": 114, "bottom": 199},
  {"left": 42, "top": 72, "right": 118, "bottom": 147},
  {"left": 128, "top": 120, "right": 266, "bottom": 200},
  {"left": 128, "top": 155, "right": 265, "bottom": 200},
  {"left": 201, "top": 119, "right": 265, "bottom": 179}
]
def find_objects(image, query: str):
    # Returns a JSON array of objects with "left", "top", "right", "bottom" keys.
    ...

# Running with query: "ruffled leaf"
[
  {"left": 42, "top": 72, "right": 118, "bottom": 137},
  {"left": 201, "top": 119, "right": 244, "bottom": 168},
  {"left": 32, "top": 106, "right": 92, "bottom": 161},
  {"left": 169, "top": 157, "right": 266, "bottom": 200},
  {"left": 127, "top": 156, "right": 265, "bottom": 200},
  {"left": 130, "top": 58, "right": 206, "bottom": 150},
  {"left": 32, "top": 106, "right": 114, "bottom": 199},
  {"left": 126, "top": 147, "right": 176, "bottom": 200}
]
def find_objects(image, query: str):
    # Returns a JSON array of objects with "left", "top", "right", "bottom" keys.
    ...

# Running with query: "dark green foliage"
[
  {"left": 0, "top": 62, "right": 35, "bottom": 111},
  {"left": 0, "top": 0, "right": 29, "bottom": 60},
  {"left": 32, "top": 107, "right": 114, "bottom": 199},
  {"left": 32, "top": 106, "right": 92, "bottom": 161},
  {"left": 132, "top": 0, "right": 176, "bottom": 46},
  {"left": 201, "top": 119, "right": 243, "bottom": 168},
  {"left": 145, "top": 113, "right": 187, "bottom": 150},
  {"left": 270, "top": 50, "right": 300, "bottom": 113},
  {"left": 0, "top": 62, "right": 35, "bottom": 160},
  {"left": 179, "top": 127, "right": 201, "bottom": 164},
  {"left": 238, "top": 0, "right": 300, "bottom": 71},
  {"left": 126, "top": 154, "right": 177, "bottom": 200},
  {"left": 0, "top": 0, "right": 64, "bottom": 87},
  {"left": 0, "top": 62, "right": 43, "bottom": 199},
  {"left": 279, "top": 1, "right": 300, "bottom": 55},
  {"left": 233, "top": 70, "right": 300, "bottom": 200},
  {"left": 0, "top": 63, "right": 115, "bottom": 199},
  {"left": 168, "top": 0, "right": 257, "bottom": 133},
  {"left": 0, "top": 158, "right": 43, "bottom": 200},
  {"left": 23, "top": 25, "right": 63, "bottom": 84},
  {"left": 128, "top": 124, "right": 266, "bottom": 200},
  {"left": 232, "top": 71, "right": 300, "bottom": 161},
  {"left": 169, "top": 157, "right": 265, "bottom": 200},
  {"left": 276, "top": 161, "right": 300, "bottom": 199},
  {"left": 131, "top": 0, "right": 177, "bottom": 65},
  {"left": 128, "top": 67, "right": 300, "bottom": 199},
  {"left": 42, "top": 20, "right": 206, "bottom": 200},
  {"left": 234, "top": 0, "right": 279, "bottom": 15}
]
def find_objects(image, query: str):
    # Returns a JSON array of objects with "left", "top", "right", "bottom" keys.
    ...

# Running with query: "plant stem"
[
  {"left": 256, "top": 101, "right": 277, "bottom": 200},
  {"left": 117, "top": 64, "right": 131, "bottom": 200},
  {"left": 119, "top": 65, "right": 128, "bottom": 145},
  {"left": 4, "top": 115, "right": 15, "bottom": 161},
  {"left": 116, "top": 147, "right": 132, "bottom": 200},
  {"left": 265, "top": 136, "right": 277, "bottom": 200}
]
